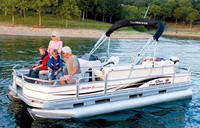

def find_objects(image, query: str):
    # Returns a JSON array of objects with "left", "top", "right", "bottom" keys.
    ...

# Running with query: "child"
[
  {"left": 47, "top": 31, "right": 63, "bottom": 56},
  {"left": 47, "top": 49, "right": 64, "bottom": 83},
  {"left": 29, "top": 46, "right": 49, "bottom": 78}
]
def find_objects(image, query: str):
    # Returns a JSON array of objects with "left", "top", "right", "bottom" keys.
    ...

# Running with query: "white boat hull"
[
  {"left": 28, "top": 88, "right": 192, "bottom": 120},
  {"left": 9, "top": 61, "right": 192, "bottom": 120}
]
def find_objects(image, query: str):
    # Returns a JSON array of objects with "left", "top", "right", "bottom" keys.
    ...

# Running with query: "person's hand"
[
  {"left": 66, "top": 75, "right": 72, "bottom": 82},
  {"left": 54, "top": 71, "right": 58, "bottom": 75},
  {"left": 32, "top": 67, "right": 37, "bottom": 70}
]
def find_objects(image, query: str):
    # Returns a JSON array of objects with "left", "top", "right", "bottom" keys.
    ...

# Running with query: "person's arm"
[
  {"left": 47, "top": 41, "right": 52, "bottom": 54},
  {"left": 54, "top": 58, "right": 63, "bottom": 75},
  {"left": 47, "top": 59, "right": 52, "bottom": 71},
  {"left": 48, "top": 67, "right": 53, "bottom": 72},
  {"left": 66, "top": 66, "right": 78, "bottom": 81},
  {"left": 41, "top": 56, "right": 49, "bottom": 66},
  {"left": 66, "top": 56, "right": 79, "bottom": 81},
  {"left": 58, "top": 41, "right": 63, "bottom": 55},
  {"left": 54, "top": 67, "right": 62, "bottom": 75},
  {"left": 32, "top": 57, "right": 48, "bottom": 70},
  {"left": 71, "top": 67, "right": 78, "bottom": 77},
  {"left": 32, "top": 65, "right": 42, "bottom": 70}
]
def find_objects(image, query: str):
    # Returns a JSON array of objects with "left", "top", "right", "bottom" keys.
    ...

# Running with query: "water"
[{"left": 0, "top": 35, "right": 200, "bottom": 128}]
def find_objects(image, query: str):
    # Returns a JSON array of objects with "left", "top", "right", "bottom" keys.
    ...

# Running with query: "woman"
[{"left": 47, "top": 31, "right": 63, "bottom": 56}]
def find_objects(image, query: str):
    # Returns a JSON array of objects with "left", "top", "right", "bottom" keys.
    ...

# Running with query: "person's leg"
[
  {"left": 59, "top": 76, "right": 66, "bottom": 85},
  {"left": 31, "top": 68, "right": 41, "bottom": 78},
  {"left": 29, "top": 69, "right": 33, "bottom": 77},
  {"left": 48, "top": 71, "right": 56, "bottom": 84},
  {"left": 68, "top": 74, "right": 82, "bottom": 84},
  {"left": 56, "top": 71, "right": 66, "bottom": 85}
]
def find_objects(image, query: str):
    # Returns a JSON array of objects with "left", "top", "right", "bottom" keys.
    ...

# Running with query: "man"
[{"left": 61, "top": 46, "right": 81, "bottom": 84}]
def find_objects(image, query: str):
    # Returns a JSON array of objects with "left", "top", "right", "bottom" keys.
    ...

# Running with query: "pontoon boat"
[{"left": 8, "top": 19, "right": 192, "bottom": 120}]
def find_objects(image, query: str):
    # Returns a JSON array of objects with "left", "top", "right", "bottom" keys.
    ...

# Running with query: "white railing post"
[
  {"left": 21, "top": 73, "right": 24, "bottom": 94},
  {"left": 172, "top": 66, "right": 175, "bottom": 84},
  {"left": 152, "top": 41, "right": 157, "bottom": 67},
  {"left": 76, "top": 79, "right": 80, "bottom": 99},
  {"left": 106, "top": 37, "right": 111, "bottom": 60},
  {"left": 104, "top": 72, "right": 109, "bottom": 95}
]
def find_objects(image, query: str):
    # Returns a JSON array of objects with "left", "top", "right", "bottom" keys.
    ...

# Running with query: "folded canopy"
[{"left": 105, "top": 19, "right": 164, "bottom": 41}]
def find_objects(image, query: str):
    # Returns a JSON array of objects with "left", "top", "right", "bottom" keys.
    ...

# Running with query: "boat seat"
[
  {"left": 39, "top": 70, "right": 49, "bottom": 80},
  {"left": 94, "top": 63, "right": 175, "bottom": 82}
]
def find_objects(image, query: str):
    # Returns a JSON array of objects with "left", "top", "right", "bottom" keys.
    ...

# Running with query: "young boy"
[
  {"left": 47, "top": 49, "right": 64, "bottom": 83},
  {"left": 29, "top": 46, "right": 49, "bottom": 78}
]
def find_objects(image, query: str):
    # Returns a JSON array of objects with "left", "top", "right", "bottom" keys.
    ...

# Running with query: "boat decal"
[{"left": 116, "top": 76, "right": 171, "bottom": 90}]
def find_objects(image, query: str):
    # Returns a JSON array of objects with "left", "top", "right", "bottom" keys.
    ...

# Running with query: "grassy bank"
[
  {"left": 1, "top": 12, "right": 200, "bottom": 39},
  {"left": 165, "top": 22, "right": 200, "bottom": 33},
  {"left": 163, "top": 22, "right": 200, "bottom": 39},
  {"left": 0, "top": 12, "right": 112, "bottom": 30}
]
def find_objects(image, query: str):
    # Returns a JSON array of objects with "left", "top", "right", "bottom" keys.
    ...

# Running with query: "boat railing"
[
  {"left": 12, "top": 64, "right": 191, "bottom": 100},
  {"left": 102, "top": 65, "right": 190, "bottom": 94},
  {"left": 76, "top": 65, "right": 190, "bottom": 98}
]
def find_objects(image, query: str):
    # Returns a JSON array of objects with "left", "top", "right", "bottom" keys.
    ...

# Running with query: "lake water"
[{"left": 0, "top": 35, "right": 200, "bottom": 128}]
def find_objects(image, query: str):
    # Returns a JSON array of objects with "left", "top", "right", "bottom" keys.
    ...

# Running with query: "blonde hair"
[
  {"left": 39, "top": 46, "right": 46, "bottom": 51},
  {"left": 52, "top": 49, "right": 59, "bottom": 55},
  {"left": 51, "top": 31, "right": 60, "bottom": 40}
]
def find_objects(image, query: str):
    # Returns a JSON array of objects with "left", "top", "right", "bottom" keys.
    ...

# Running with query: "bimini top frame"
[{"left": 89, "top": 18, "right": 164, "bottom": 65}]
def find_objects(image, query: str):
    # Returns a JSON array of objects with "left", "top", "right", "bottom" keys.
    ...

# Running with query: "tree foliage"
[
  {"left": 149, "top": 4, "right": 161, "bottom": 19},
  {"left": 1, "top": 0, "right": 19, "bottom": 24},
  {"left": 0, "top": 0, "right": 199, "bottom": 29},
  {"left": 60, "top": 0, "right": 80, "bottom": 27},
  {"left": 123, "top": 5, "right": 141, "bottom": 19},
  {"left": 31, "top": 0, "right": 56, "bottom": 26},
  {"left": 186, "top": 10, "right": 200, "bottom": 29}
]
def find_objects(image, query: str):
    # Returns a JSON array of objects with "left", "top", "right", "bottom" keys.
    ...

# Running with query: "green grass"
[
  {"left": 0, "top": 12, "right": 113, "bottom": 30},
  {"left": 0, "top": 12, "right": 138, "bottom": 32},
  {"left": 3, "top": 12, "right": 200, "bottom": 34}
]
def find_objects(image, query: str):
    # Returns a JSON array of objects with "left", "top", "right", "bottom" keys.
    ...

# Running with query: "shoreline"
[
  {"left": 0, "top": 25, "right": 151, "bottom": 39},
  {"left": 163, "top": 31, "right": 200, "bottom": 39},
  {"left": 0, "top": 24, "right": 200, "bottom": 39}
]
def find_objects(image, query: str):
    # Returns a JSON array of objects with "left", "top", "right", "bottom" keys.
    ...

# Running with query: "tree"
[
  {"left": 60, "top": 0, "right": 80, "bottom": 27},
  {"left": 174, "top": 7, "right": 193, "bottom": 25},
  {"left": 1, "top": 0, "right": 19, "bottom": 24},
  {"left": 78, "top": 0, "right": 91, "bottom": 22},
  {"left": 177, "top": 0, "right": 192, "bottom": 8},
  {"left": 149, "top": 4, "right": 161, "bottom": 19},
  {"left": 31, "top": 0, "right": 56, "bottom": 27},
  {"left": 179, "top": 7, "right": 193, "bottom": 23},
  {"left": 173, "top": 8, "right": 182, "bottom": 25},
  {"left": 123, "top": 5, "right": 141, "bottom": 19},
  {"left": 186, "top": 10, "right": 200, "bottom": 29},
  {"left": 18, "top": 0, "right": 31, "bottom": 18},
  {"left": 106, "top": 0, "right": 123, "bottom": 23},
  {"left": 95, "top": 0, "right": 106, "bottom": 21},
  {"left": 160, "top": 3, "right": 172, "bottom": 21}
]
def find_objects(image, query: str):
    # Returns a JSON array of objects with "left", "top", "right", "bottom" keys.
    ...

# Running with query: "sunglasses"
[{"left": 52, "top": 35, "right": 56, "bottom": 37}]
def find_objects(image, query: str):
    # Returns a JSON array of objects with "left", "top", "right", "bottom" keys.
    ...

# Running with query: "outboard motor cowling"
[{"left": 81, "top": 53, "right": 99, "bottom": 61}]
